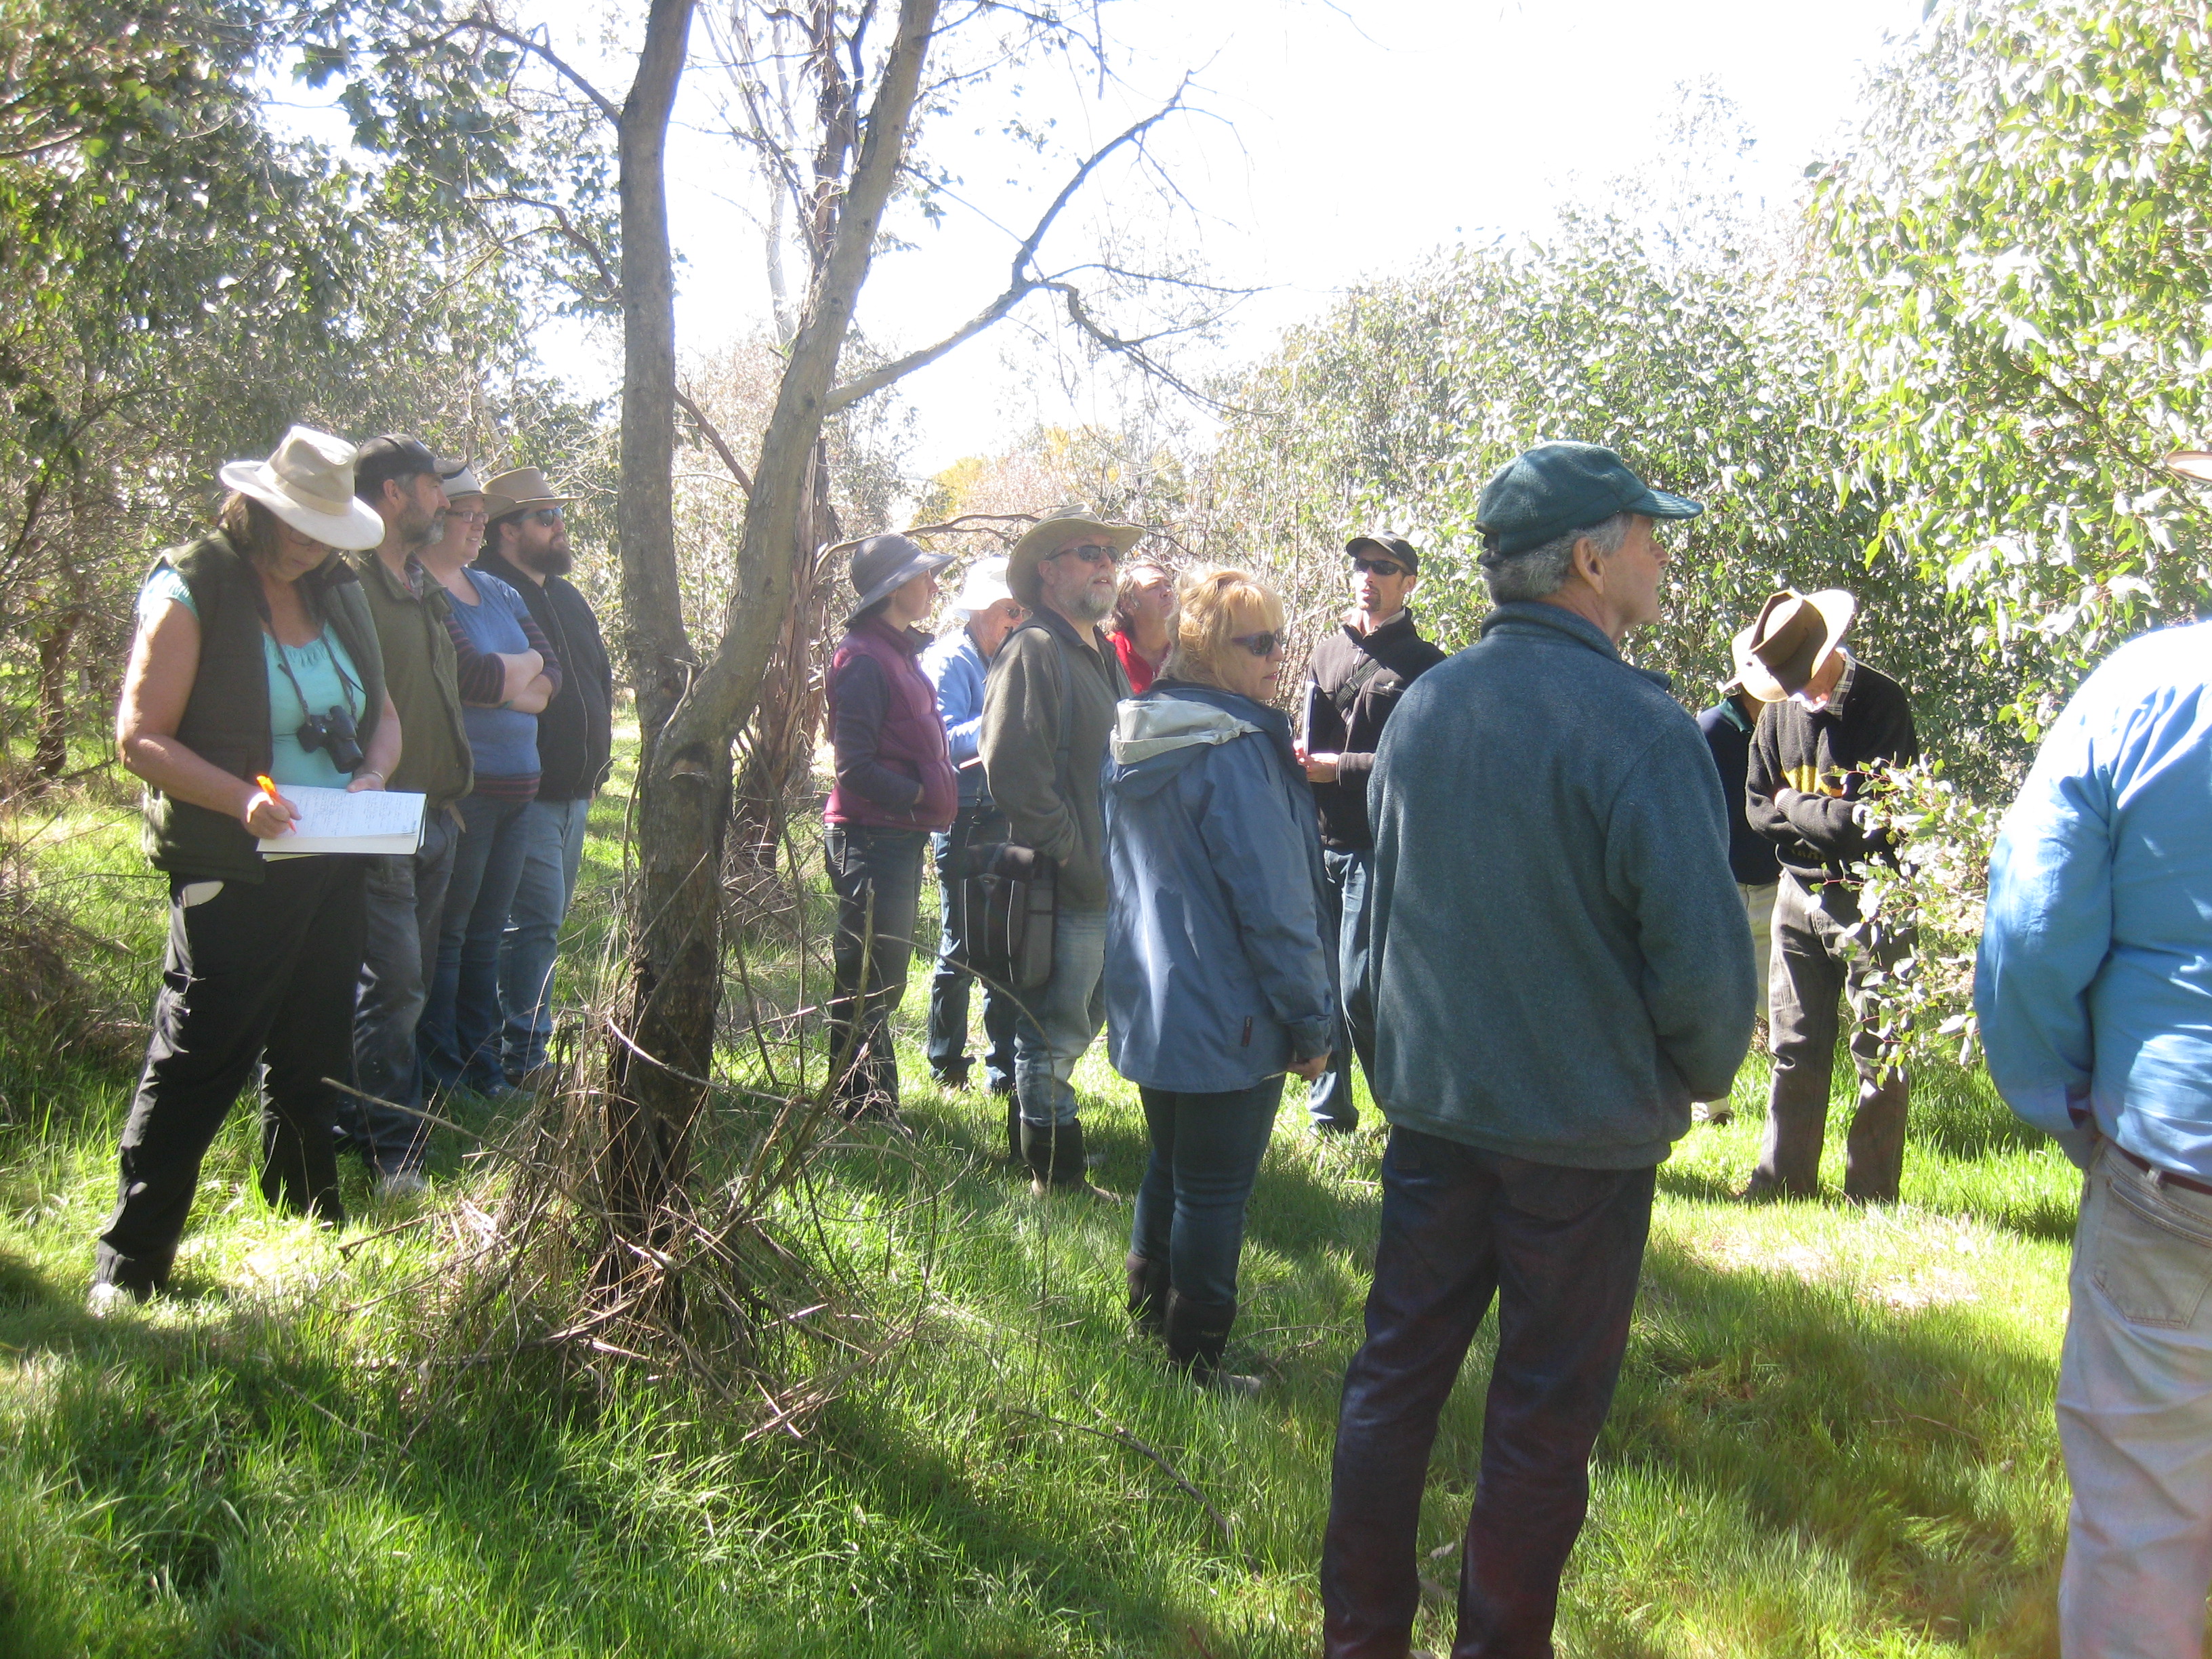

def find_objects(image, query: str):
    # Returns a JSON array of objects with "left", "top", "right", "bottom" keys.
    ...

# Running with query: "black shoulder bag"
[{"left": 962, "top": 635, "right": 1072, "bottom": 992}]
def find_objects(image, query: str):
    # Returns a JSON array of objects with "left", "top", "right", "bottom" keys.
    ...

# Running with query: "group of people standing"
[{"left": 91, "top": 426, "right": 612, "bottom": 1307}]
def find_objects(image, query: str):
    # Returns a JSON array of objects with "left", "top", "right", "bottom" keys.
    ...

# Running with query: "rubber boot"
[
  {"left": 1004, "top": 1093, "right": 1023, "bottom": 1165},
  {"left": 1125, "top": 1252, "right": 1170, "bottom": 1338},
  {"left": 1163, "top": 1288, "right": 1261, "bottom": 1396},
  {"left": 1021, "top": 1117, "right": 1122, "bottom": 1201}
]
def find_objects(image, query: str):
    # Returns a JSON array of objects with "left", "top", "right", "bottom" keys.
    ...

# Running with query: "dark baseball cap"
[
  {"left": 1475, "top": 442, "right": 1701, "bottom": 558},
  {"left": 1345, "top": 534, "right": 1419, "bottom": 575},
  {"left": 352, "top": 434, "right": 443, "bottom": 501}
]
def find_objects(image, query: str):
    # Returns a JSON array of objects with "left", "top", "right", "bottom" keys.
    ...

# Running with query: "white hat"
[
  {"left": 951, "top": 555, "right": 1017, "bottom": 615},
  {"left": 218, "top": 426, "right": 385, "bottom": 550},
  {"left": 441, "top": 462, "right": 486, "bottom": 498}
]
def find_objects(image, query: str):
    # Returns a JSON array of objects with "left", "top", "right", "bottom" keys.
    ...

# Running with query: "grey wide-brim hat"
[
  {"left": 1007, "top": 508, "right": 1146, "bottom": 607},
  {"left": 848, "top": 533, "right": 954, "bottom": 620}
]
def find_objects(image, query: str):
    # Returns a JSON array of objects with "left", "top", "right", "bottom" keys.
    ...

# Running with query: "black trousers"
[
  {"left": 823, "top": 824, "right": 928, "bottom": 1115},
  {"left": 1322, "top": 1127, "right": 1656, "bottom": 1659},
  {"left": 95, "top": 856, "right": 367, "bottom": 1293}
]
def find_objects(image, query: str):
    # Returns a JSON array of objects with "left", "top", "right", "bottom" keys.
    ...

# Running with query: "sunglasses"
[
  {"left": 1229, "top": 631, "right": 1287, "bottom": 658},
  {"left": 1351, "top": 556, "right": 1410, "bottom": 578},
  {"left": 1052, "top": 541, "right": 1120, "bottom": 566},
  {"left": 526, "top": 508, "right": 565, "bottom": 528}
]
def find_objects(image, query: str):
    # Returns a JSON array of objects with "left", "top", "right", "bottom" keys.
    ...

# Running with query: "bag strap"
[
  {"left": 1052, "top": 626, "right": 1074, "bottom": 796},
  {"left": 1329, "top": 649, "right": 1389, "bottom": 719}
]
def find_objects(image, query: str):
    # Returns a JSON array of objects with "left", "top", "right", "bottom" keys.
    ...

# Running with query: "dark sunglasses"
[
  {"left": 1229, "top": 630, "right": 1287, "bottom": 657},
  {"left": 1052, "top": 541, "right": 1120, "bottom": 566},
  {"left": 1351, "top": 556, "right": 1410, "bottom": 578},
  {"left": 526, "top": 507, "right": 565, "bottom": 528}
]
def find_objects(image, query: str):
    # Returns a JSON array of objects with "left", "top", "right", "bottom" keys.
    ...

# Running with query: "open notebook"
[{"left": 257, "top": 786, "right": 427, "bottom": 855}]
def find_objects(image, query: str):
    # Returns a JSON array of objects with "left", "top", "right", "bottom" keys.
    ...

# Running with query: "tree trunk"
[
  {"left": 602, "top": 0, "right": 941, "bottom": 1305},
  {"left": 33, "top": 611, "right": 81, "bottom": 779},
  {"left": 600, "top": 0, "right": 701, "bottom": 1289}
]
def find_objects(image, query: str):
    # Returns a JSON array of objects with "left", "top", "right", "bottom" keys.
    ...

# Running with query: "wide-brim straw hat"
[
  {"left": 950, "top": 555, "right": 1017, "bottom": 615},
  {"left": 481, "top": 466, "right": 575, "bottom": 519},
  {"left": 217, "top": 426, "right": 385, "bottom": 550},
  {"left": 1738, "top": 588, "right": 1858, "bottom": 702},
  {"left": 1006, "top": 507, "right": 1146, "bottom": 607}
]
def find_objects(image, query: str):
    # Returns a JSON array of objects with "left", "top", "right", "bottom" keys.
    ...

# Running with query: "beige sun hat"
[
  {"left": 1738, "top": 588, "right": 1858, "bottom": 702},
  {"left": 1722, "top": 621, "right": 1779, "bottom": 702},
  {"left": 1006, "top": 506, "right": 1145, "bottom": 607},
  {"left": 481, "top": 466, "right": 575, "bottom": 519},
  {"left": 217, "top": 426, "right": 385, "bottom": 550},
  {"left": 2164, "top": 450, "right": 2212, "bottom": 482}
]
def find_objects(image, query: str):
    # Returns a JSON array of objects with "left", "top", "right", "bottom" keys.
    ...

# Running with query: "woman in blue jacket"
[{"left": 1102, "top": 567, "right": 1335, "bottom": 1392}]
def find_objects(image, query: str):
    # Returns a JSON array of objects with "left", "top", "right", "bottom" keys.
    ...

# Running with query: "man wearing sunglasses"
[
  {"left": 1298, "top": 533, "right": 1447, "bottom": 1136},
  {"left": 475, "top": 468, "right": 617, "bottom": 1092},
  {"left": 981, "top": 506, "right": 1145, "bottom": 1197}
]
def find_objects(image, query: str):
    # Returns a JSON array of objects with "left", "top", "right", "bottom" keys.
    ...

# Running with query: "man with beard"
[
  {"left": 342, "top": 436, "right": 470, "bottom": 1193},
  {"left": 981, "top": 506, "right": 1144, "bottom": 1197},
  {"left": 473, "top": 468, "right": 615, "bottom": 1089}
]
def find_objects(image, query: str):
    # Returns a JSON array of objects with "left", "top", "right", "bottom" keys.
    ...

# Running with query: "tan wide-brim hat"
[
  {"left": 1738, "top": 588, "right": 1858, "bottom": 702},
  {"left": 1722, "top": 622, "right": 1779, "bottom": 702},
  {"left": 1006, "top": 507, "right": 1145, "bottom": 606},
  {"left": 481, "top": 466, "right": 575, "bottom": 520},
  {"left": 2164, "top": 450, "right": 2212, "bottom": 482},
  {"left": 217, "top": 425, "right": 386, "bottom": 550}
]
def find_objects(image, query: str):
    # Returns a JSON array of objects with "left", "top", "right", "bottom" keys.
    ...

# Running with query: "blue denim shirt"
[
  {"left": 922, "top": 629, "right": 987, "bottom": 809},
  {"left": 1102, "top": 683, "right": 1336, "bottom": 1093},
  {"left": 1978, "top": 619, "right": 2212, "bottom": 1179}
]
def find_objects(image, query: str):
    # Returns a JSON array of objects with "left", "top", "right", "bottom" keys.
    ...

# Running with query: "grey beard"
[{"left": 1065, "top": 586, "right": 1113, "bottom": 624}]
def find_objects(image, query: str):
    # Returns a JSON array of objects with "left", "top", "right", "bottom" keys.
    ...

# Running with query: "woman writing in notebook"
[{"left": 92, "top": 426, "right": 401, "bottom": 1312}]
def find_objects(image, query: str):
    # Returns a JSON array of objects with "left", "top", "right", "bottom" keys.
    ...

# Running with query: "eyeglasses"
[
  {"left": 1052, "top": 541, "right": 1120, "bottom": 566},
  {"left": 1351, "top": 557, "right": 1410, "bottom": 579},
  {"left": 1229, "top": 631, "right": 1286, "bottom": 658},
  {"left": 449, "top": 509, "right": 489, "bottom": 525},
  {"left": 526, "top": 508, "right": 565, "bottom": 528}
]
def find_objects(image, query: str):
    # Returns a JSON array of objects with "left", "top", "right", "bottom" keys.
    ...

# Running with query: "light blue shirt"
[
  {"left": 138, "top": 567, "right": 367, "bottom": 790},
  {"left": 1977, "top": 619, "right": 2212, "bottom": 1178},
  {"left": 921, "top": 629, "right": 988, "bottom": 808}
]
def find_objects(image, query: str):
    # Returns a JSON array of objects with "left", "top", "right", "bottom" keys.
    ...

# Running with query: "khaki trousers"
[{"left": 1752, "top": 872, "right": 1910, "bottom": 1202}]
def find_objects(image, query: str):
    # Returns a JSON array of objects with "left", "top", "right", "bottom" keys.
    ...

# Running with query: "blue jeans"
[
  {"left": 1012, "top": 905, "right": 1108, "bottom": 1128},
  {"left": 824, "top": 823, "right": 928, "bottom": 1114},
  {"left": 926, "top": 804, "right": 1017, "bottom": 1089},
  {"left": 422, "top": 792, "right": 533, "bottom": 1094},
  {"left": 1130, "top": 1077, "right": 1284, "bottom": 1306},
  {"left": 498, "top": 795, "right": 590, "bottom": 1078},
  {"left": 1307, "top": 846, "right": 1372, "bottom": 1130},
  {"left": 1322, "top": 1128, "right": 1656, "bottom": 1658},
  {"left": 344, "top": 806, "right": 458, "bottom": 1172}
]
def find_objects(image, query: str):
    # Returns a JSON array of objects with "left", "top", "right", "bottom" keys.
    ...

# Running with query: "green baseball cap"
[{"left": 1475, "top": 442, "right": 1702, "bottom": 557}]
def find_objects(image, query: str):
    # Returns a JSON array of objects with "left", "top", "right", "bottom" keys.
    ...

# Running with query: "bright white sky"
[{"left": 289, "top": 0, "right": 1929, "bottom": 477}]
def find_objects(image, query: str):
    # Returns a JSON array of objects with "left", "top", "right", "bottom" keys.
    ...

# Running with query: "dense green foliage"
[{"left": 1820, "top": 0, "right": 2212, "bottom": 728}]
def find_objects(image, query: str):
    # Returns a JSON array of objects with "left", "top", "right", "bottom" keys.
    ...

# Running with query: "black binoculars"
[{"left": 298, "top": 703, "right": 365, "bottom": 773}]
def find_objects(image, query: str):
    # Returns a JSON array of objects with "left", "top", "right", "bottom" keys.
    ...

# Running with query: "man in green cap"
[{"left": 1322, "top": 441, "right": 1755, "bottom": 1659}]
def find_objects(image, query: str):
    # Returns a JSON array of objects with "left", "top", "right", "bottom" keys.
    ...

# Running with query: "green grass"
[{"left": 0, "top": 766, "right": 2086, "bottom": 1657}]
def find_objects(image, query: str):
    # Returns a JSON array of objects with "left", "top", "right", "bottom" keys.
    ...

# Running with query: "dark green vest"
[{"left": 140, "top": 532, "right": 389, "bottom": 883}]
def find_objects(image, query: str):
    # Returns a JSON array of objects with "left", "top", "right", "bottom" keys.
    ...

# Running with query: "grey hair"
[{"left": 1480, "top": 512, "right": 1632, "bottom": 604}]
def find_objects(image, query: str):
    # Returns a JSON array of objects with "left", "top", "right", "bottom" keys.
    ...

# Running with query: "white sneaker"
[{"left": 86, "top": 1281, "right": 140, "bottom": 1317}]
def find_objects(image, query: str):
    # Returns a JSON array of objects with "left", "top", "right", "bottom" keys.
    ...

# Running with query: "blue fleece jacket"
[
  {"left": 1364, "top": 602, "right": 1757, "bottom": 1168},
  {"left": 1977, "top": 619, "right": 2212, "bottom": 1179},
  {"left": 1102, "top": 681, "right": 1336, "bottom": 1094}
]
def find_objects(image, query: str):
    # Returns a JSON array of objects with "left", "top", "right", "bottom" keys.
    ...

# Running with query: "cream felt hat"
[{"left": 217, "top": 426, "right": 385, "bottom": 550}]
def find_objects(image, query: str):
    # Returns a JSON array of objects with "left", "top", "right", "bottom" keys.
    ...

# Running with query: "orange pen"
[{"left": 255, "top": 775, "right": 294, "bottom": 832}]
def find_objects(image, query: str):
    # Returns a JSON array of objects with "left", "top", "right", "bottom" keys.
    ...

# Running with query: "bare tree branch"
[
  {"left": 436, "top": 15, "right": 623, "bottom": 126},
  {"left": 821, "top": 81, "right": 1191, "bottom": 413},
  {"left": 674, "top": 388, "right": 756, "bottom": 495}
]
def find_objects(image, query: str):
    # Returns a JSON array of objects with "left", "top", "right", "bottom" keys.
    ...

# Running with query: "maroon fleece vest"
[{"left": 825, "top": 617, "right": 959, "bottom": 831}]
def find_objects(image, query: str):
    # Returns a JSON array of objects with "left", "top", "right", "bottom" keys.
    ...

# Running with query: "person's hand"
[
  {"left": 347, "top": 769, "right": 386, "bottom": 793},
  {"left": 243, "top": 779, "right": 298, "bottom": 838},
  {"left": 1289, "top": 1051, "right": 1331, "bottom": 1082},
  {"left": 1304, "top": 752, "right": 1341, "bottom": 783}
]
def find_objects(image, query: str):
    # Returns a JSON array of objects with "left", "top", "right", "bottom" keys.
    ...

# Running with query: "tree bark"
[
  {"left": 600, "top": 0, "right": 701, "bottom": 1276},
  {"left": 604, "top": 0, "right": 941, "bottom": 1294},
  {"left": 33, "top": 609, "right": 80, "bottom": 779}
]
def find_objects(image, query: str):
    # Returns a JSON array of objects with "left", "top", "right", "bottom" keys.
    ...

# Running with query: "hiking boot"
[
  {"left": 1164, "top": 1289, "right": 1262, "bottom": 1395},
  {"left": 1125, "top": 1252, "right": 1170, "bottom": 1338}
]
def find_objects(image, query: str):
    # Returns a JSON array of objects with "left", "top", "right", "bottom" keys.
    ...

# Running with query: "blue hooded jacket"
[
  {"left": 1102, "top": 681, "right": 1336, "bottom": 1094},
  {"left": 1978, "top": 619, "right": 2212, "bottom": 1178}
]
